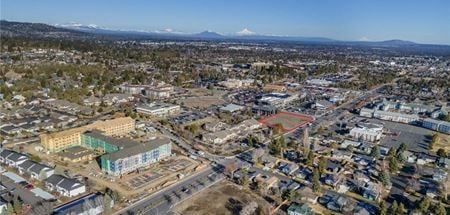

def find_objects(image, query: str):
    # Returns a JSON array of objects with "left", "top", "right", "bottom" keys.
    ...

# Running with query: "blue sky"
[{"left": 2, "top": 0, "right": 450, "bottom": 44}]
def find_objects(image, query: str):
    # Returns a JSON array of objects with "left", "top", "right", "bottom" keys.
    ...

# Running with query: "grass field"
[
  {"left": 258, "top": 111, "right": 315, "bottom": 132},
  {"left": 433, "top": 133, "right": 450, "bottom": 152}
]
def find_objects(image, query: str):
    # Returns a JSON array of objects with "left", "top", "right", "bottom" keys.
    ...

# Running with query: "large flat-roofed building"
[
  {"left": 81, "top": 130, "right": 136, "bottom": 153},
  {"left": 257, "top": 93, "right": 298, "bottom": 108},
  {"left": 360, "top": 108, "right": 419, "bottom": 124},
  {"left": 373, "top": 110, "right": 419, "bottom": 124},
  {"left": 136, "top": 103, "right": 180, "bottom": 117},
  {"left": 40, "top": 117, "right": 135, "bottom": 153},
  {"left": 350, "top": 124, "right": 383, "bottom": 142},
  {"left": 100, "top": 137, "right": 172, "bottom": 175},
  {"left": 422, "top": 118, "right": 450, "bottom": 134}
]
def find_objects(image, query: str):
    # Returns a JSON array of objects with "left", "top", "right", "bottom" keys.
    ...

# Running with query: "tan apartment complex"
[{"left": 40, "top": 117, "right": 135, "bottom": 152}]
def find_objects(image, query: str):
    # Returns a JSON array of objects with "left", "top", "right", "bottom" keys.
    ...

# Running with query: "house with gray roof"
[
  {"left": 45, "top": 174, "right": 86, "bottom": 197},
  {"left": 0, "top": 149, "right": 28, "bottom": 167},
  {"left": 18, "top": 160, "right": 54, "bottom": 180}
]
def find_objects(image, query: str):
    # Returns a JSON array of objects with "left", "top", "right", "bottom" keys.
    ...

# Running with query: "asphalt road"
[{"left": 115, "top": 166, "right": 224, "bottom": 215}]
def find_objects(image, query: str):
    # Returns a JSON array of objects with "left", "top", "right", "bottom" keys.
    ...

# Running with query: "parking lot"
[{"left": 364, "top": 118, "right": 433, "bottom": 152}]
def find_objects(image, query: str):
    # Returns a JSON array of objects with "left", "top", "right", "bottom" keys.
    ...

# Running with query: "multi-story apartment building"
[
  {"left": 422, "top": 118, "right": 450, "bottom": 134},
  {"left": 81, "top": 130, "right": 136, "bottom": 153},
  {"left": 40, "top": 117, "right": 135, "bottom": 152},
  {"left": 100, "top": 137, "right": 172, "bottom": 176},
  {"left": 359, "top": 108, "right": 419, "bottom": 124}
]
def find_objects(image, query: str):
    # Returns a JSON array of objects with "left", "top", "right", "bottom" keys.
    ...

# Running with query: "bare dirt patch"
[
  {"left": 179, "top": 96, "right": 225, "bottom": 108},
  {"left": 172, "top": 181, "right": 273, "bottom": 215}
]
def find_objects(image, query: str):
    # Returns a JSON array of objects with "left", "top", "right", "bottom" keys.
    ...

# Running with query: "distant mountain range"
[{"left": 2, "top": 20, "right": 450, "bottom": 50}]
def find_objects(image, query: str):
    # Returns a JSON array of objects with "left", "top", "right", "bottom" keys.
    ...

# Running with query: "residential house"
[
  {"left": 331, "top": 150, "right": 352, "bottom": 160},
  {"left": 255, "top": 175, "right": 278, "bottom": 191},
  {"left": 53, "top": 192, "right": 109, "bottom": 215},
  {"left": 297, "top": 186, "right": 318, "bottom": 204},
  {"left": 45, "top": 174, "right": 86, "bottom": 197},
  {"left": 287, "top": 202, "right": 316, "bottom": 215},
  {"left": 326, "top": 160, "right": 344, "bottom": 174},
  {"left": 361, "top": 181, "right": 382, "bottom": 201},
  {"left": 0, "top": 149, "right": 28, "bottom": 167},
  {"left": 18, "top": 160, "right": 54, "bottom": 180},
  {"left": 323, "top": 174, "right": 344, "bottom": 189},
  {"left": 281, "top": 163, "right": 300, "bottom": 175},
  {"left": 402, "top": 151, "right": 417, "bottom": 163},
  {"left": 416, "top": 153, "right": 435, "bottom": 165}
]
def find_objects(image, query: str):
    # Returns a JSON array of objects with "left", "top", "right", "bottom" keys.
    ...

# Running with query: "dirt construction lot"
[
  {"left": 258, "top": 111, "right": 314, "bottom": 132},
  {"left": 172, "top": 181, "right": 273, "bottom": 215}
]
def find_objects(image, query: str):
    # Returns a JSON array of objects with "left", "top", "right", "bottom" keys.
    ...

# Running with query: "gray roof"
[
  {"left": 46, "top": 174, "right": 84, "bottom": 191},
  {"left": 0, "top": 149, "right": 14, "bottom": 159},
  {"left": 46, "top": 174, "right": 66, "bottom": 186},
  {"left": 29, "top": 162, "right": 51, "bottom": 175},
  {"left": 4, "top": 151, "right": 27, "bottom": 162},
  {"left": 83, "top": 130, "right": 137, "bottom": 149},
  {"left": 102, "top": 137, "right": 171, "bottom": 161},
  {"left": 53, "top": 193, "right": 103, "bottom": 214},
  {"left": 18, "top": 160, "right": 35, "bottom": 170}
]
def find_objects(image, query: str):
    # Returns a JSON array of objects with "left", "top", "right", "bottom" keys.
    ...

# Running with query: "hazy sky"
[{"left": 2, "top": 0, "right": 450, "bottom": 44}]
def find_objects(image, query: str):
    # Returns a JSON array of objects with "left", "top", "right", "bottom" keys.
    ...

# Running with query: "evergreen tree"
[
  {"left": 431, "top": 202, "right": 447, "bottom": 215},
  {"left": 388, "top": 147, "right": 396, "bottom": 157},
  {"left": 397, "top": 143, "right": 407, "bottom": 155},
  {"left": 436, "top": 148, "right": 447, "bottom": 157},
  {"left": 312, "top": 168, "right": 321, "bottom": 193},
  {"left": 13, "top": 197, "right": 22, "bottom": 214},
  {"left": 306, "top": 151, "right": 315, "bottom": 166},
  {"left": 389, "top": 157, "right": 399, "bottom": 173},
  {"left": 379, "top": 171, "right": 391, "bottom": 186},
  {"left": 397, "top": 202, "right": 406, "bottom": 215},
  {"left": 281, "top": 189, "right": 295, "bottom": 201},
  {"left": 389, "top": 200, "right": 398, "bottom": 214},
  {"left": 417, "top": 196, "right": 431, "bottom": 212},
  {"left": 370, "top": 146, "right": 380, "bottom": 158},
  {"left": 379, "top": 200, "right": 387, "bottom": 215},
  {"left": 318, "top": 157, "right": 326, "bottom": 175}
]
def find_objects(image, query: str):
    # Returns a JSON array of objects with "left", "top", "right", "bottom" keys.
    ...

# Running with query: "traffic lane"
[{"left": 122, "top": 167, "right": 222, "bottom": 215}]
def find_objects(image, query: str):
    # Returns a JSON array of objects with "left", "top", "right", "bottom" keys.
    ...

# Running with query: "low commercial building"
[
  {"left": 59, "top": 146, "right": 96, "bottom": 163},
  {"left": 257, "top": 93, "right": 298, "bottom": 108},
  {"left": 103, "top": 93, "right": 134, "bottom": 105},
  {"left": 100, "top": 137, "right": 172, "bottom": 176},
  {"left": 136, "top": 103, "right": 180, "bottom": 117},
  {"left": 144, "top": 84, "right": 174, "bottom": 99},
  {"left": 202, "top": 119, "right": 262, "bottom": 144},
  {"left": 350, "top": 124, "right": 383, "bottom": 142},
  {"left": 218, "top": 79, "right": 244, "bottom": 89},
  {"left": 263, "top": 84, "right": 287, "bottom": 92},
  {"left": 219, "top": 103, "right": 245, "bottom": 113},
  {"left": 202, "top": 130, "right": 237, "bottom": 144}
]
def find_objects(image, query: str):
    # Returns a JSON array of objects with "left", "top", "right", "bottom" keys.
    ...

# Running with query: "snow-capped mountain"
[{"left": 236, "top": 28, "right": 256, "bottom": 36}]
